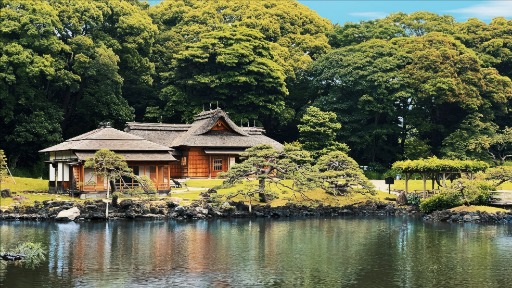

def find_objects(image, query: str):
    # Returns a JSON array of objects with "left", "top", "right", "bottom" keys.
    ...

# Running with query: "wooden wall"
[
  {"left": 170, "top": 162, "right": 181, "bottom": 178},
  {"left": 187, "top": 148, "right": 209, "bottom": 178}
]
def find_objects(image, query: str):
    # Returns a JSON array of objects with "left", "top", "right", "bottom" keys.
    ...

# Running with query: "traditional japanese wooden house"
[
  {"left": 125, "top": 108, "right": 283, "bottom": 178},
  {"left": 39, "top": 125, "right": 177, "bottom": 194}
]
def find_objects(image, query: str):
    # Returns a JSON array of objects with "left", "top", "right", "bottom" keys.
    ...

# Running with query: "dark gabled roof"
[
  {"left": 125, "top": 122, "right": 192, "bottom": 147},
  {"left": 39, "top": 127, "right": 177, "bottom": 160},
  {"left": 125, "top": 108, "right": 284, "bottom": 150},
  {"left": 190, "top": 109, "right": 249, "bottom": 136}
]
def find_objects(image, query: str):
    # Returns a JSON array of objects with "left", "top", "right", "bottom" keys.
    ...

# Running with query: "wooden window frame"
[{"left": 213, "top": 158, "right": 223, "bottom": 171}]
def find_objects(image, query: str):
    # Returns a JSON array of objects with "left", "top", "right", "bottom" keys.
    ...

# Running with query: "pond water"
[{"left": 1, "top": 217, "right": 512, "bottom": 287}]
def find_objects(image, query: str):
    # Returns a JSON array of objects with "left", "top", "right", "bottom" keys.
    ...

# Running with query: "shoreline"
[{"left": 1, "top": 199, "right": 512, "bottom": 223}]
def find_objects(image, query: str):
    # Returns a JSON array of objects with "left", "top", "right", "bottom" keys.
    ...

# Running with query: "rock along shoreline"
[
  {"left": 1, "top": 199, "right": 511, "bottom": 223},
  {"left": 0, "top": 199, "right": 417, "bottom": 222}
]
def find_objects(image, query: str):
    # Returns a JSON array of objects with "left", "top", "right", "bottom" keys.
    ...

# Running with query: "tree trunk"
[{"left": 258, "top": 178, "right": 266, "bottom": 202}]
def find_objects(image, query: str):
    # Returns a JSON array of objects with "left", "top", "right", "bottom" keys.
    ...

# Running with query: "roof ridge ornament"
[{"left": 99, "top": 121, "right": 111, "bottom": 128}]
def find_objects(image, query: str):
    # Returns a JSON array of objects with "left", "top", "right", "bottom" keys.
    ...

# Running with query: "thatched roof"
[
  {"left": 74, "top": 151, "right": 175, "bottom": 161},
  {"left": 40, "top": 127, "right": 177, "bottom": 161},
  {"left": 126, "top": 108, "right": 283, "bottom": 150}
]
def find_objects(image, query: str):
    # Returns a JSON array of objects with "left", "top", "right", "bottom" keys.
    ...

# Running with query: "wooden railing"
[{"left": 490, "top": 190, "right": 512, "bottom": 206}]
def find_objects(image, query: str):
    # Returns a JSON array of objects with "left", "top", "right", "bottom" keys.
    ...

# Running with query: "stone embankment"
[
  {"left": 423, "top": 209, "right": 512, "bottom": 223},
  {"left": 3, "top": 199, "right": 510, "bottom": 223},
  {"left": 0, "top": 199, "right": 416, "bottom": 221}
]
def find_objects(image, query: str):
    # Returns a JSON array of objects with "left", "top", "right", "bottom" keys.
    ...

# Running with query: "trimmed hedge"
[{"left": 392, "top": 157, "right": 489, "bottom": 173}]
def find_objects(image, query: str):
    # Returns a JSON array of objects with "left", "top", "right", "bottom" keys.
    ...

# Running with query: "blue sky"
[
  {"left": 298, "top": 1, "right": 512, "bottom": 24},
  {"left": 146, "top": 1, "right": 512, "bottom": 24}
]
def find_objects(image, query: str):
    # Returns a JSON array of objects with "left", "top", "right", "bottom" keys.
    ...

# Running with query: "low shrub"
[
  {"left": 419, "top": 192, "right": 462, "bottom": 213},
  {"left": 419, "top": 178, "right": 495, "bottom": 213},
  {"left": 406, "top": 193, "right": 422, "bottom": 206}
]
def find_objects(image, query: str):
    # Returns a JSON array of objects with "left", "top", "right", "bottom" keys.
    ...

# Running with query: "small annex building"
[
  {"left": 125, "top": 108, "right": 283, "bottom": 178},
  {"left": 39, "top": 125, "right": 177, "bottom": 194}
]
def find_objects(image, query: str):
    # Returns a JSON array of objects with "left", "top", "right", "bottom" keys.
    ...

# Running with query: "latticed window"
[{"left": 213, "top": 159, "right": 223, "bottom": 171}]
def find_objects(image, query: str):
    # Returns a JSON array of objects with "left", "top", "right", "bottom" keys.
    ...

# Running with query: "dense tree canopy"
[
  {"left": 1, "top": 0, "right": 511, "bottom": 176},
  {"left": 311, "top": 28, "right": 511, "bottom": 166},
  {"left": 148, "top": 0, "right": 332, "bottom": 128}
]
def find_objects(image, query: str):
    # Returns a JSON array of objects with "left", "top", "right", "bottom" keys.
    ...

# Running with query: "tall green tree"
[
  {"left": 149, "top": 0, "right": 332, "bottom": 133},
  {"left": 160, "top": 25, "right": 288, "bottom": 123},
  {"left": 309, "top": 39, "right": 408, "bottom": 164},
  {"left": 298, "top": 106, "right": 349, "bottom": 157}
]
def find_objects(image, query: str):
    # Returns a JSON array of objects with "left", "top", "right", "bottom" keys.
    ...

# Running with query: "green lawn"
[
  {"left": 1, "top": 177, "right": 48, "bottom": 192},
  {"left": 174, "top": 179, "right": 396, "bottom": 207},
  {"left": 182, "top": 179, "right": 224, "bottom": 188},
  {"left": 0, "top": 192, "right": 81, "bottom": 208}
]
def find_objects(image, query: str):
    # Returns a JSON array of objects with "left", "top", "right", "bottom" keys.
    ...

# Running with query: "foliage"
[
  {"left": 314, "top": 151, "right": 375, "bottom": 195},
  {"left": 224, "top": 185, "right": 277, "bottom": 213},
  {"left": 419, "top": 191, "right": 462, "bottom": 213},
  {"left": 419, "top": 178, "right": 494, "bottom": 213},
  {"left": 442, "top": 115, "right": 512, "bottom": 164},
  {"left": 221, "top": 143, "right": 374, "bottom": 200},
  {"left": 298, "top": 106, "right": 349, "bottom": 158},
  {"left": 220, "top": 143, "right": 321, "bottom": 202},
  {"left": 0, "top": 242, "right": 46, "bottom": 268},
  {"left": 406, "top": 193, "right": 422, "bottom": 206},
  {"left": 313, "top": 14, "right": 512, "bottom": 165},
  {"left": 485, "top": 166, "right": 512, "bottom": 187},
  {"left": 134, "top": 175, "right": 156, "bottom": 194},
  {"left": 451, "top": 178, "right": 494, "bottom": 206},
  {"left": 486, "top": 127, "right": 512, "bottom": 165},
  {"left": 161, "top": 25, "right": 288, "bottom": 123},
  {"left": 404, "top": 136, "right": 432, "bottom": 160},
  {"left": 392, "top": 157, "right": 489, "bottom": 173},
  {"left": 149, "top": 0, "right": 332, "bottom": 130},
  {"left": 441, "top": 113, "right": 498, "bottom": 160},
  {"left": 84, "top": 149, "right": 131, "bottom": 181}
]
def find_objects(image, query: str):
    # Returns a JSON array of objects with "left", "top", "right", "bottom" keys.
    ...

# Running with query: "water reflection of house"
[{"left": 40, "top": 108, "right": 282, "bottom": 194}]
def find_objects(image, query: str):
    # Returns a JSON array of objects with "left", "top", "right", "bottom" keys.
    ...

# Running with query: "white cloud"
[
  {"left": 349, "top": 11, "right": 388, "bottom": 19},
  {"left": 448, "top": 1, "right": 512, "bottom": 19}
]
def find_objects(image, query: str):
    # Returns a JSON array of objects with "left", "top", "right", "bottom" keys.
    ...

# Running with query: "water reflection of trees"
[{"left": 3, "top": 219, "right": 512, "bottom": 286}]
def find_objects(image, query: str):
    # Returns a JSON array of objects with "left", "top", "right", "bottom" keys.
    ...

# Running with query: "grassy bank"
[
  {"left": 1, "top": 177, "right": 48, "bottom": 192},
  {"left": 4, "top": 178, "right": 508, "bottom": 213},
  {"left": 1, "top": 178, "right": 396, "bottom": 210}
]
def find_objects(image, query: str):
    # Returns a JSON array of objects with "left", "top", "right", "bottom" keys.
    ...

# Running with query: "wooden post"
[
  {"left": 156, "top": 165, "right": 159, "bottom": 191},
  {"left": 405, "top": 173, "right": 409, "bottom": 194},
  {"left": 422, "top": 173, "right": 427, "bottom": 198},
  {"left": 442, "top": 172, "right": 446, "bottom": 187},
  {"left": 167, "top": 163, "right": 171, "bottom": 190},
  {"left": 81, "top": 165, "right": 85, "bottom": 191},
  {"left": 208, "top": 155, "right": 212, "bottom": 179}
]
